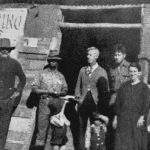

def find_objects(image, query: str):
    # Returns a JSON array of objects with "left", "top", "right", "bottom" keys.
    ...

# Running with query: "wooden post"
[
  {"left": 139, "top": 58, "right": 149, "bottom": 84},
  {"left": 139, "top": 4, "right": 150, "bottom": 84},
  {"left": 140, "top": 4, "right": 150, "bottom": 127}
]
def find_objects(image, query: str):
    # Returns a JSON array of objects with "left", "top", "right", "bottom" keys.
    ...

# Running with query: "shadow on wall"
[
  {"left": 61, "top": 7, "right": 141, "bottom": 24},
  {"left": 59, "top": 27, "right": 140, "bottom": 94}
]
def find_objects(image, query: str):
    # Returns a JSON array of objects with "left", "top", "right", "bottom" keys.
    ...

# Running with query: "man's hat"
[
  {"left": 93, "top": 113, "right": 109, "bottom": 125},
  {"left": 0, "top": 38, "right": 15, "bottom": 51},
  {"left": 47, "top": 50, "right": 61, "bottom": 61}
]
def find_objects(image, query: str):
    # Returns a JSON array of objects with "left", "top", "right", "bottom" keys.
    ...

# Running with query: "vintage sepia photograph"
[{"left": 0, "top": 0, "right": 150, "bottom": 150}]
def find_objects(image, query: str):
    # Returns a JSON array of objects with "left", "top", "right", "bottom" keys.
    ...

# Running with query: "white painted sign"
[
  {"left": 23, "top": 38, "right": 38, "bottom": 47},
  {"left": 0, "top": 8, "right": 27, "bottom": 46}
]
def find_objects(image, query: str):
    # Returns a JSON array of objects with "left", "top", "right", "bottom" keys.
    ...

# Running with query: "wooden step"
[
  {"left": 6, "top": 106, "right": 36, "bottom": 150},
  {"left": 19, "top": 53, "right": 47, "bottom": 60}
]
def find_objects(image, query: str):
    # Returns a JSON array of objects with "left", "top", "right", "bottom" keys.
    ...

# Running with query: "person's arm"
[
  {"left": 112, "top": 86, "right": 122, "bottom": 129},
  {"left": 75, "top": 69, "right": 82, "bottom": 102},
  {"left": 31, "top": 72, "right": 48, "bottom": 94},
  {"left": 97, "top": 69, "right": 110, "bottom": 116},
  {"left": 112, "top": 115, "right": 117, "bottom": 129},
  {"left": 137, "top": 84, "right": 150, "bottom": 127},
  {"left": 54, "top": 74, "right": 68, "bottom": 97},
  {"left": 15, "top": 62, "right": 26, "bottom": 93},
  {"left": 10, "top": 61, "right": 26, "bottom": 99}
]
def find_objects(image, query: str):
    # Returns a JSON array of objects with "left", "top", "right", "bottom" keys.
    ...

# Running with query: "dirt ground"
[{"left": 29, "top": 123, "right": 150, "bottom": 150}]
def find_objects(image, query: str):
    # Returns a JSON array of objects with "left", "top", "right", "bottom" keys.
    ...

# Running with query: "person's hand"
[
  {"left": 75, "top": 96, "right": 83, "bottom": 105},
  {"left": 109, "top": 93, "right": 116, "bottom": 106},
  {"left": 137, "top": 116, "right": 145, "bottom": 128},
  {"left": 10, "top": 91, "right": 20, "bottom": 100},
  {"left": 75, "top": 97, "right": 84, "bottom": 112},
  {"left": 147, "top": 125, "right": 150, "bottom": 132},
  {"left": 78, "top": 99, "right": 84, "bottom": 105},
  {"left": 112, "top": 116, "right": 117, "bottom": 129}
]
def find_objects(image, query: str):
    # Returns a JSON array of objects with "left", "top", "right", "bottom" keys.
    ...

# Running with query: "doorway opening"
[{"left": 59, "top": 27, "right": 141, "bottom": 94}]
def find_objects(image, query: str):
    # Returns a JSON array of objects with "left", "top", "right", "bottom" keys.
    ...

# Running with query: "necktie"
[{"left": 86, "top": 66, "right": 92, "bottom": 76}]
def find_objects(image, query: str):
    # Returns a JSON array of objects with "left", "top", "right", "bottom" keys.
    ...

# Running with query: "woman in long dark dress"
[{"left": 113, "top": 62, "right": 150, "bottom": 150}]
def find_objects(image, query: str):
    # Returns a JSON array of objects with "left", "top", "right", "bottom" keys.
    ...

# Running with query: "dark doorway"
[
  {"left": 59, "top": 27, "right": 141, "bottom": 94},
  {"left": 59, "top": 6, "right": 141, "bottom": 94}
]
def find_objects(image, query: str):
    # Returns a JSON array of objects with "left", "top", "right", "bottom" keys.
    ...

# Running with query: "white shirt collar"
[{"left": 91, "top": 63, "right": 98, "bottom": 72}]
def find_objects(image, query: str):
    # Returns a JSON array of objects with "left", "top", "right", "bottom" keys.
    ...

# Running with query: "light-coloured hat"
[{"left": 0, "top": 38, "right": 15, "bottom": 51}]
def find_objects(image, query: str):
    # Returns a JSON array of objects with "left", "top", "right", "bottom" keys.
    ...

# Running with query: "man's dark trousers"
[
  {"left": 78, "top": 91, "right": 97, "bottom": 150},
  {"left": 65, "top": 99, "right": 80, "bottom": 150},
  {"left": 0, "top": 98, "right": 15, "bottom": 150}
]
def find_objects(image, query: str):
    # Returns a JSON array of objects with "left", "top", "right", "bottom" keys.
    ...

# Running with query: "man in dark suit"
[
  {"left": 0, "top": 38, "right": 26, "bottom": 150},
  {"left": 75, "top": 46, "right": 109, "bottom": 150}
]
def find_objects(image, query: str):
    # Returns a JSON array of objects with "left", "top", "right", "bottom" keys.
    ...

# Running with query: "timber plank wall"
[{"left": 1, "top": 0, "right": 150, "bottom": 5}]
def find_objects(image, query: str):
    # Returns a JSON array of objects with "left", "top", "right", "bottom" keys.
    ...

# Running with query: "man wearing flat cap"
[
  {"left": 0, "top": 38, "right": 26, "bottom": 150},
  {"left": 32, "top": 49, "right": 68, "bottom": 147}
]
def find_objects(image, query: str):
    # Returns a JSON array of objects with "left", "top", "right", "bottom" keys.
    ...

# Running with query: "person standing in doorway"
[
  {"left": 113, "top": 62, "right": 149, "bottom": 150},
  {"left": 75, "top": 46, "right": 109, "bottom": 150},
  {"left": 0, "top": 38, "right": 26, "bottom": 150},
  {"left": 107, "top": 43, "right": 130, "bottom": 150}
]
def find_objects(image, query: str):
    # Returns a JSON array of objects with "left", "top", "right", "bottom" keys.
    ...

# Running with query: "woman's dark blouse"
[
  {"left": 114, "top": 81, "right": 150, "bottom": 150},
  {"left": 115, "top": 81, "right": 149, "bottom": 118}
]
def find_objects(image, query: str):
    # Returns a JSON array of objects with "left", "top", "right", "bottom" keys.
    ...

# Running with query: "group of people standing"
[
  {"left": 0, "top": 37, "right": 149, "bottom": 150},
  {"left": 32, "top": 43, "right": 150, "bottom": 150}
]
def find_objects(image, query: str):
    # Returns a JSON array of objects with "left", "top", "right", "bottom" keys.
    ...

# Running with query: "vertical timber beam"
[{"left": 139, "top": 4, "right": 150, "bottom": 84}]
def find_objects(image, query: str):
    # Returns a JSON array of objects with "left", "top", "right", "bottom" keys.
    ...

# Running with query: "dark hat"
[
  {"left": 0, "top": 38, "right": 15, "bottom": 51},
  {"left": 47, "top": 49, "right": 61, "bottom": 61},
  {"left": 93, "top": 113, "right": 109, "bottom": 125}
]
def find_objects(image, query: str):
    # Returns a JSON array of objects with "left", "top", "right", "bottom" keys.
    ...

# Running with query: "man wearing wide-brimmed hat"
[
  {"left": 32, "top": 47, "right": 68, "bottom": 148},
  {"left": 0, "top": 38, "right": 26, "bottom": 150}
]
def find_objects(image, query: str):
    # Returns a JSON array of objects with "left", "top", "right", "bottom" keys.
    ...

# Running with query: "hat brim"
[
  {"left": 0, "top": 47, "right": 15, "bottom": 51},
  {"left": 47, "top": 57, "right": 62, "bottom": 61},
  {"left": 94, "top": 115, "right": 109, "bottom": 124}
]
